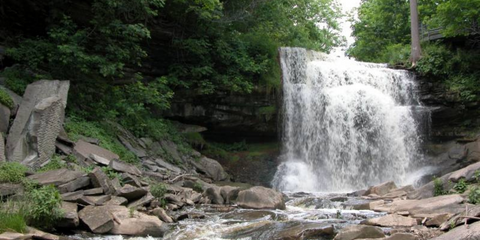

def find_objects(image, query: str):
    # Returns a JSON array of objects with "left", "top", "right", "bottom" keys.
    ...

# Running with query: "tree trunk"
[{"left": 410, "top": 0, "right": 421, "bottom": 66}]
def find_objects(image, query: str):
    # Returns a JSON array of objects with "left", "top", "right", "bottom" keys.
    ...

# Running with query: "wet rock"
[
  {"left": 433, "top": 221, "right": 480, "bottom": 240},
  {"left": 190, "top": 156, "right": 229, "bottom": 181},
  {"left": 78, "top": 205, "right": 114, "bottom": 234},
  {"left": 107, "top": 205, "right": 168, "bottom": 237},
  {"left": 220, "top": 186, "right": 240, "bottom": 204},
  {"left": 57, "top": 202, "right": 79, "bottom": 228},
  {"left": 117, "top": 184, "right": 147, "bottom": 201},
  {"left": 223, "top": 210, "right": 287, "bottom": 221},
  {"left": 236, "top": 186, "right": 286, "bottom": 210},
  {"left": 6, "top": 80, "right": 69, "bottom": 168},
  {"left": 127, "top": 192, "right": 154, "bottom": 209},
  {"left": 373, "top": 194, "right": 465, "bottom": 217},
  {"left": 276, "top": 222, "right": 334, "bottom": 240},
  {"left": 333, "top": 225, "right": 385, "bottom": 240},
  {"left": 88, "top": 167, "right": 115, "bottom": 195},
  {"left": 362, "top": 214, "right": 417, "bottom": 227},
  {"left": 151, "top": 208, "right": 174, "bottom": 223},
  {"left": 73, "top": 140, "right": 119, "bottom": 163},
  {"left": 364, "top": 181, "right": 397, "bottom": 196},
  {"left": 205, "top": 186, "right": 224, "bottom": 205},
  {"left": 352, "top": 200, "right": 384, "bottom": 210},
  {"left": 26, "top": 227, "right": 60, "bottom": 240},
  {"left": 58, "top": 176, "right": 91, "bottom": 193},
  {"left": 28, "top": 169, "right": 83, "bottom": 186}
]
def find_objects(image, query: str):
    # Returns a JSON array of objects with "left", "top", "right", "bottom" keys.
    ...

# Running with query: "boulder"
[
  {"left": 165, "top": 193, "right": 185, "bottom": 207},
  {"left": 107, "top": 205, "right": 168, "bottom": 237},
  {"left": 158, "top": 140, "right": 183, "bottom": 164},
  {"left": 425, "top": 213, "right": 451, "bottom": 227},
  {"left": 154, "top": 158, "right": 183, "bottom": 174},
  {"left": 84, "top": 195, "right": 111, "bottom": 205},
  {"left": 151, "top": 208, "right": 174, "bottom": 223},
  {"left": 6, "top": 80, "right": 69, "bottom": 168},
  {"left": 385, "top": 233, "right": 417, "bottom": 240},
  {"left": 116, "top": 184, "right": 148, "bottom": 201},
  {"left": 61, "top": 191, "right": 84, "bottom": 202},
  {"left": 364, "top": 181, "right": 397, "bottom": 196},
  {"left": 275, "top": 222, "right": 334, "bottom": 240},
  {"left": 83, "top": 187, "right": 104, "bottom": 196},
  {"left": 73, "top": 140, "right": 119, "bottom": 163},
  {"left": 57, "top": 176, "right": 91, "bottom": 193},
  {"left": 0, "top": 86, "right": 22, "bottom": 116},
  {"left": 104, "top": 196, "right": 128, "bottom": 206},
  {"left": 121, "top": 173, "right": 142, "bottom": 187},
  {"left": 205, "top": 186, "right": 224, "bottom": 205},
  {"left": 0, "top": 232, "right": 32, "bottom": 240},
  {"left": 127, "top": 193, "right": 154, "bottom": 209},
  {"left": 190, "top": 156, "right": 229, "bottom": 181},
  {"left": 109, "top": 159, "right": 142, "bottom": 176},
  {"left": 78, "top": 205, "right": 114, "bottom": 234},
  {"left": 28, "top": 169, "right": 83, "bottom": 186},
  {"left": 0, "top": 104, "right": 9, "bottom": 134},
  {"left": 88, "top": 167, "right": 115, "bottom": 195},
  {"left": 0, "top": 183, "right": 23, "bottom": 199},
  {"left": 236, "top": 186, "right": 286, "bottom": 210},
  {"left": 439, "top": 205, "right": 480, "bottom": 230},
  {"left": 26, "top": 227, "right": 60, "bottom": 240},
  {"left": 57, "top": 202, "right": 79, "bottom": 228},
  {"left": 220, "top": 186, "right": 240, "bottom": 204},
  {"left": 333, "top": 225, "right": 385, "bottom": 240},
  {"left": 465, "top": 139, "right": 480, "bottom": 162},
  {"left": 89, "top": 153, "right": 110, "bottom": 166},
  {"left": 362, "top": 214, "right": 417, "bottom": 227},
  {"left": 112, "top": 122, "right": 148, "bottom": 158},
  {"left": 372, "top": 194, "right": 465, "bottom": 217},
  {"left": 433, "top": 221, "right": 480, "bottom": 240},
  {"left": 448, "top": 161, "right": 480, "bottom": 182},
  {"left": 0, "top": 134, "right": 5, "bottom": 162}
]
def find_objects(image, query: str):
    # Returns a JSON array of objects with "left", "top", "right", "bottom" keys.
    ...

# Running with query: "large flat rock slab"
[
  {"left": 433, "top": 221, "right": 480, "bottom": 240},
  {"left": 28, "top": 169, "right": 84, "bottom": 186},
  {"left": 372, "top": 194, "right": 465, "bottom": 217},
  {"left": 236, "top": 186, "right": 286, "bottom": 210}
]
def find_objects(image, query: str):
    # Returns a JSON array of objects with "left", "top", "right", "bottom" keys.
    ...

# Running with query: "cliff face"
[{"left": 165, "top": 88, "right": 280, "bottom": 142}]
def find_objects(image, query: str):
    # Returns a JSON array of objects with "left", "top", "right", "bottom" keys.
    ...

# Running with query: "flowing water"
[
  {"left": 272, "top": 47, "right": 428, "bottom": 192},
  {"left": 75, "top": 193, "right": 385, "bottom": 240}
]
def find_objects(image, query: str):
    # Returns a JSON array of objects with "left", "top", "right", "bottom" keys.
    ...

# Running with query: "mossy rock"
[{"left": 0, "top": 89, "right": 14, "bottom": 109}]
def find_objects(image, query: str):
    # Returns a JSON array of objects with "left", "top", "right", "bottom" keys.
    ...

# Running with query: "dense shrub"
[
  {"left": 469, "top": 186, "right": 480, "bottom": 204},
  {"left": 151, "top": 183, "right": 167, "bottom": 200},
  {"left": 0, "top": 209, "right": 27, "bottom": 233},
  {"left": 0, "top": 162, "right": 28, "bottom": 183},
  {"left": 27, "top": 185, "right": 63, "bottom": 229},
  {"left": 0, "top": 89, "right": 14, "bottom": 109},
  {"left": 433, "top": 177, "right": 446, "bottom": 196}
]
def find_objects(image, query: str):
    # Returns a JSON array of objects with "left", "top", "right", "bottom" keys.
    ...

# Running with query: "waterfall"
[{"left": 272, "top": 47, "right": 427, "bottom": 192}]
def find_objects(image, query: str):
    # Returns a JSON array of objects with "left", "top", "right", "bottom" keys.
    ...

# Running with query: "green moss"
[{"left": 0, "top": 89, "right": 14, "bottom": 109}]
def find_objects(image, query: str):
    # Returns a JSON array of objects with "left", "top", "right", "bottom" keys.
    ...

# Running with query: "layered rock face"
[{"left": 6, "top": 80, "right": 69, "bottom": 168}]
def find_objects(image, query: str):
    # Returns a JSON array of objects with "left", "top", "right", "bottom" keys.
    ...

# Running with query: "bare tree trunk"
[{"left": 410, "top": 0, "right": 421, "bottom": 66}]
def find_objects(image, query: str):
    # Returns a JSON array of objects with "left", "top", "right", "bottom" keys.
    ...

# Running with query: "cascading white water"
[{"left": 273, "top": 47, "right": 426, "bottom": 192}]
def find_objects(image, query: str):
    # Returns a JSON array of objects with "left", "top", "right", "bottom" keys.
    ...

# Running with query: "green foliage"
[
  {"left": 101, "top": 167, "right": 123, "bottom": 180},
  {"left": 0, "top": 211, "right": 27, "bottom": 234},
  {"left": 0, "top": 162, "right": 27, "bottom": 183},
  {"left": 150, "top": 183, "right": 167, "bottom": 200},
  {"left": 0, "top": 67, "right": 49, "bottom": 95},
  {"left": 193, "top": 182, "right": 203, "bottom": 193},
  {"left": 453, "top": 179, "right": 468, "bottom": 194},
  {"left": 27, "top": 185, "right": 63, "bottom": 229},
  {"left": 348, "top": 0, "right": 410, "bottom": 62},
  {"left": 64, "top": 117, "right": 139, "bottom": 164},
  {"left": 38, "top": 155, "right": 66, "bottom": 172},
  {"left": 433, "top": 177, "right": 446, "bottom": 196},
  {"left": 0, "top": 89, "right": 14, "bottom": 109},
  {"left": 469, "top": 186, "right": 480, "bottom": 204},
  {"left": 183, "top": 132, "right": 206, "bottom": 148}
]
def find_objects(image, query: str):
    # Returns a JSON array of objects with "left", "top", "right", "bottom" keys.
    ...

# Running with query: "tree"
[{"left": 410, "top": 0, "right": 422, "bottom": 65}]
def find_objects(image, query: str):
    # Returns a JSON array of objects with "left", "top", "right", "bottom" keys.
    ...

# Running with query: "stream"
[{"left": 74, "top": 192, "right": 385, "bottom": 240}]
